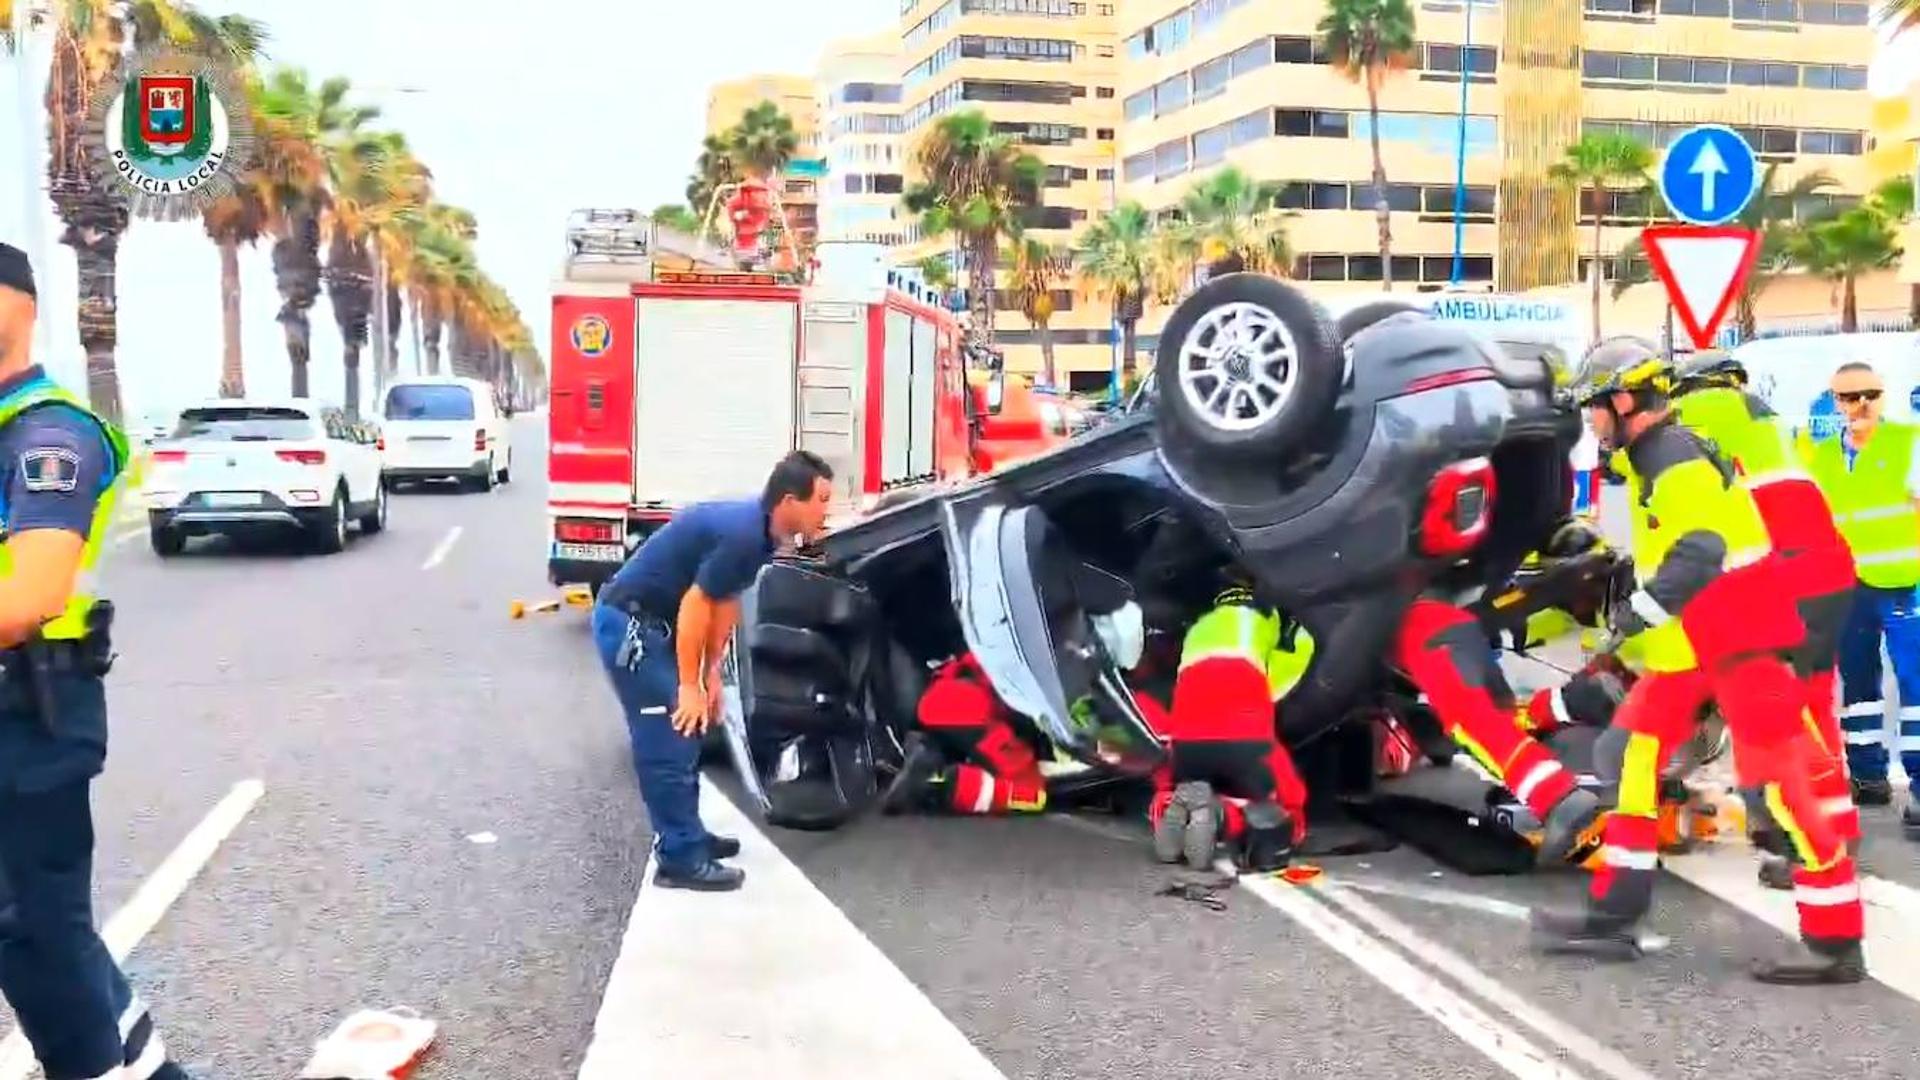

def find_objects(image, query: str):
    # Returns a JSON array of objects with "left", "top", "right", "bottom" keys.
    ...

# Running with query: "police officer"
[
  {"left": 1796, "top": 360, "right": 1920, "bottom": 835},
  {"left": 1535, "top": 337, "right": 1864, "bottom": 985},
  {"left": 0, "top": 244, "right": 192, "bottom": 1076},
  {"left": 591, "top": 450, "right": 834, "bottom": 892}
]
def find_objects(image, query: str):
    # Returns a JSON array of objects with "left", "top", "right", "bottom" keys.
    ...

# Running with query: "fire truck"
[{"left": 545, "top": 208, "right": 991, "bottom": 590}]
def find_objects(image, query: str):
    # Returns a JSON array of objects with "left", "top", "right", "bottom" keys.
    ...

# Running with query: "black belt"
[
  {"left": 0, "top": 638, "right": 99, "bottom": 677},
  {"left": 610, "top": 597, "right": 672, "bottom": 632}
]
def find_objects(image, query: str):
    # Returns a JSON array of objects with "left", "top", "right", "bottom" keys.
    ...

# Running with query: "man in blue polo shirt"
[{"left": 593, "top": 450, "right": 835, "bottom": 891}]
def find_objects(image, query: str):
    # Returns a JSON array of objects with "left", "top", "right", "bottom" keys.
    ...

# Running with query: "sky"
[
  {"left": 1, "top": 0, "right": 893, "bottom": 421},
  {"left": 1, "top": 4, "right": 1914, "bottom": 421}
]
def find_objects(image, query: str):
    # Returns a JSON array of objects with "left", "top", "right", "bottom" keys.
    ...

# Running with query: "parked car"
[
  {"left": 717, "top": 275, "right": 1584, "bottom": 835},
  {"left": 377, "top": 376, "right": 511, "bottom": 491},
  {"left": 142, "top": 400, "right": 388, "bottom": 556}
]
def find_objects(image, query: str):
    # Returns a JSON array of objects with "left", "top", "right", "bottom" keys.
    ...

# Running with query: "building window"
[
  {"left": 1311, "top": 110, "right": 1349, "bottom": 138},
  {"left": 1193, "top": 54, "right": 1233, "bottom": 101},
  {"left": 1096, "top": 168, "right": 1114, "bottom": 180},
  {"left": 961, "top": 80, "right": 1083, "bottom": 105},
  {"left": 992, "top": 121, "right": 1085, "bottom": 145},
  {"left": 1308, "top": 182, "right": 1348, "bottom": 209},
  {"left": 1155, "top": 138, "right": 1192, "bottom": 178},
  {"left": 958, "top": 35, "right": 1080, "bottom": 62},
  {"left": 961, "top": 0, "right": 1084, "bottom": 13},
  {"left": 1123, "top": 151, "right": 1154, "bottom": 182},
  {"left": 1274, "top": 35, "right": 1315, "bottom": 64},
  {"left": 1231, "top": 38, "right": 1272, "bottom": 75},
  {"left": 1154, "top": 73, "right": 1191, "bottom": 114},
  {"left": 1096, "top": 86, "right": 1115, "bottom": 98},
  {"left": 872, "top": 174, "right": 903, "bottom": 195},
  {"left": 1194, "top": 122, "right": 1232, "bottom": 166},
  {"left": 1124, "top": 89, "right": 1154, "bottom": 122}
]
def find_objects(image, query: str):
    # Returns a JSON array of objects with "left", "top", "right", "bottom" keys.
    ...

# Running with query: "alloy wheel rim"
[{"left": 1176, "top": 301, "right": 1301, "bottom": 432}]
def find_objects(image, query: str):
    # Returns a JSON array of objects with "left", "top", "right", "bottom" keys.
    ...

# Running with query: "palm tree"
[
  {"left": 322, "top": 127, "right": 416, "bottom": 417},
  {"left": 1008, "top": 237, "right": 1069, "bottom": 387},
  {"left": 1881, "top": 0, "right": 1917, "bottom": 32},
  {"left": 1177, "top": 166, "right": 1296, "bottom": 277},
  {"left": 1548, "top": 131, "right": 1655, "bottom": 342},
  {"left": 1787, "top": 205, "right": 1899, "bottom": 332},
  {"left": 36, "top": 0, "right": 264, "bottom": 422},
  {"left": 686, "top": 133, "right": 739, "bottom": 218},
  {"left": 652, "top": 203, "right": 702, "bottom": 235},
  {"left": 201, "top": 70, "right": 276, "bottom": 399},
  {"left": 1076, "top": 202, "right": 1154, "bottom": 384},
  {"left": 402, "top": 203, "right": 478, "bottom": 375},
  {"left": 731, "top": 100, "right": 798, "bottom": 180},
  {"left": 901, "top": 109, "right": 1044, "bottom": 344},
  {"left": 1318, "top": 0, "right": 1417, "bottom": 291},
  {"left": 1871, "top": 175, "right": 1917, "bottom": 328}
]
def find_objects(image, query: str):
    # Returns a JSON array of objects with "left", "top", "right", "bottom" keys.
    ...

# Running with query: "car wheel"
[
  {"left": 1153, "top": 272, "right": 1340, "bottom": 461},
  {"left": 496, "top": 452, "right": 511, "bottom": 485},
  {"left": 472, "top": 460, "right": 496, "bottom": 493},
  {"left": 312, "top": 490, "right": 348, "bottom": 554},
  {"left": 1336, "top": 299, "right": 1427, "bottom": 344},
  {"left": 149, "top": 524, "right": 184, "bottom": 558},
  {"left": 360, "top": 482, "right": 388, "bottom": 535}
]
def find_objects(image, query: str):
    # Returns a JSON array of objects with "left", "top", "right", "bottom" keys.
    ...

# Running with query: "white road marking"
[
  {"left": 113, "top": 525, "right": 147, "bottom": 546},
  {"left": 1664, "top": 842, "right": 1920, "bottom": 1002},
  {"left": 1234, "top": 866, "right": 1591, "bottom": 1079},
  {"left": 1310, "top": 881, "right": 1659, "bottom": 1080},
  {"left": 577, "top": 778, "right": 1006, "bottom": 1080},
  {"left": 1327, "top": 876, "right": 1533, "bottom": 923},
  {"left": 0, "top": 779, "right": 265, "bottom": 1078},
  {"left": 420, "top": 526, "right": 463, "bottom": 571}
]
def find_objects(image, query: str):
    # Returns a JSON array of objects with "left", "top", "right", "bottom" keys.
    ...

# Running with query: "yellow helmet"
[{"left": 1565, "top": 335, "right": 1673, "bottom": 407}]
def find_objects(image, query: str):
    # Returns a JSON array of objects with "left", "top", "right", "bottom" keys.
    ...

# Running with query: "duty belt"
[{"left": 611, "top": 599, "right": 673, "bottom": 637}]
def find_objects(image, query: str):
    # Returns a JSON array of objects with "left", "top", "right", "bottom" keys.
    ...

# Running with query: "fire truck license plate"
[{"left": 554, "top": 542, "right": 624, "bottom": 562}]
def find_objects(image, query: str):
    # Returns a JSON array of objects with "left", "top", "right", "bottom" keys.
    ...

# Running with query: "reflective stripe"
[
  {"left": 1858, "top": 548, "right": 1920, "bottom": 566},
  {"left": 1843, "top": 701, "right": 1885, "bottom": 718},
  {"left": 971, "top": 774, "right": 995, "bottom": 814},
  {"left": 1601, "top": 845, "right": 1659, "bottom": 870},
  {"left": 1512, "top": 759, "right": 1565, "bottom": 804},
  {"left": 1179, "top": 646, "right": 1263, "bottom": 670},
  {"left": 1548, "top": 687, "right": 1572, "bottom": 730},
  {"left": 1846, "top": 730, "right": 1884, "bottom": 745},
  {"left": 1794, "top": 881, "right": 1863, "bottom": 907},
  {"left": 1628, "top": 589, "right": 1671, "bottom": 627},
  {"left": 126, "top": 1032, "right": 167, "bottom": 1079},
  {"left": 1821, "top": 795, "right": 1858, "bottom": 817},
  {"left": 1837, "top": 505, "right": 1915, "bottom": 524},
  {"left": 1724, "top": 545, "right": 1769, "bottom": 570},
  {"left": 119, "top": 996, "right": 147, "bottom": 1039}
]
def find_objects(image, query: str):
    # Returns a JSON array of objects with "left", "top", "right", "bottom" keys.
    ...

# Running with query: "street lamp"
[{"left": 1449, "top": 0, "right": 1475, "bottom": 287}]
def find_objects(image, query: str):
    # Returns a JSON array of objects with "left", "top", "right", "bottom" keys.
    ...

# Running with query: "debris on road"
[
  {"left": 1279, "top": 864, "right": 1324, "bottom": 885},
  {"left": 509, "top": 585, "right": 593, "bottom": 619},
  {"left": 467, "top": 831, "right": 499, "bottom": 845},
  {"left": 300, "top": 1008, "right": 437, "bottom": 1079},
  {"left": 1156, "top": 873, "right": 1237, "bottom": 911}
]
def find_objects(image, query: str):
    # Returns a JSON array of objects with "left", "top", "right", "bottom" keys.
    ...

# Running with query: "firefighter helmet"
[
  {"left": 1675, "top": 348, "right": 1747, "bottom": 389},
  {"left": 1565, "top": 335, "right": 1674, "bottom": 407}
]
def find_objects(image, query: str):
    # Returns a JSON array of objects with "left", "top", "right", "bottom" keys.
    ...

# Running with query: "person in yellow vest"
[
  {"left": 1533, "top": 336, "right": 1864, "bottom": 984},
  {"left": 0, "top": 244, "right": 192, "bottom": 1077},
  {"left": 1797, "top": 360, "right": 1920, "bottom": 837}
]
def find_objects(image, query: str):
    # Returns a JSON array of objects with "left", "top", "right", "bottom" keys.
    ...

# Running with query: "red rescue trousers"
[
  {"left": 1151, "top": 658, "right": 1309, "bottom": 840},
  {"left": 917, "top": 659, "right": 1047, "bottom": 814},
  {"left": 1592, "top": 661, "right": 1863, "bottom": 947},
  {"left": 1394, "top": 600, "right": 1578, "bottom": 822}
]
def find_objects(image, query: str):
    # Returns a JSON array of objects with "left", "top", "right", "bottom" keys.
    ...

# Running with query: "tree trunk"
[
  {"left": 387, "top": 285, "right": 404, "bottom": 379},
  {"left": 1121, "top": 316, "right": 1138, "bottom": 384},
  {"left": 271, "top": 215, "right": 322, "bottom": 398},
  {"left": 67, "top": 228, "right": 124, "bottom": 424},
  {"left": 1842, "top": 274, "right": 1858, "bottom": 332},
  {"left": 1909, "top": 283, "right": 1919, "bottom": 331},
  {"left": 972, "top": 233, "right": 998, "bottom": 345},
  {"left": 218, "top": 238, "right": 245, "bottom": 398},
  {"left": 424, "top": 309, "right": 444, "bottom": 375},
  {"left": 1735, "top": 290, "right": 1757, "bottom": 344},
  {"left": 1589, "top": 182, "right": 1605, "bottom": 344},
  {"left": 342, "top": 343, "right": 361, "bottom": 417},
  {"left": 280, "top": 311, "right": 311, "bottom": 397},
  {"left": 1039, "top": 321, "right": 1057, "bottom": 388},
  {"left": 1365, "top": 75, "right": 1393, "bottom": 292}
]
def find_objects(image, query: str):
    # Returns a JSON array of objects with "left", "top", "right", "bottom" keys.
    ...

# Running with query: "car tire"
[
  {"left": 150, "top": 524, "right": 184, "bottom": 558},
  {"left": 1153, "top": 272, "right": 1340, "bottom": 461},
  {"left": 1336, "top": 299, "right": 1427, "bottom": 344},
  {"left": 496, "top": 452, "right": 511, "bottom": 486},
  {"left": 312, "top": 489, "right": 348, "bottom": 554},
  {"left": 471, "top": 460, "right": 496, "bottom": 493},
  {"left": 360, "top": 482, "right": 388, "bottom": 535}
]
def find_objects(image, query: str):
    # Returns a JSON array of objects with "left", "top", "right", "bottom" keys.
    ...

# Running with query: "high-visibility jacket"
[
  {"left": 1621, "top": 420, "right": 1775, "bottom": 672},
  {"left": 1799, "top": 421, "right": 1920, "bottom": 590},
  {"left": 1677, "top": 385, "right": 1847, "bottom": 566},
  {"left": 0, "top": 376, "right": 129, "bottom": 641},
  {"left": 1179, "top": 603, "right": 1315, "bottom": 701}
]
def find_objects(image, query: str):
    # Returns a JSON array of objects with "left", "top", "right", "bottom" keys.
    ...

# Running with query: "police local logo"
[{"left": 88, "top": 48, "right": 256, "bottom": 221}]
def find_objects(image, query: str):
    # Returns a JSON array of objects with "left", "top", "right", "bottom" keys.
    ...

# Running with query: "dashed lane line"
[
  {"left": 420, "top": 526, "right": 463, "bottom": 571},
  {"left": 0, "top": 779, "right": 266, "bottom": 1079},
  {"left": 577, "top": 777, "right": 1007, "bottom": 1080}
]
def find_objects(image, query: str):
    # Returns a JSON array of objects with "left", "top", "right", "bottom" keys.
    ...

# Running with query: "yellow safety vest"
[
  {"left": 1799, "top": 422, "right": 1920, "bottom": 589},
  {"left": 0, "top": 377, "right": 130, "bottom": 641},
  {"left": 1179, "top": 603, "right": 1316, "bottom": 701}
]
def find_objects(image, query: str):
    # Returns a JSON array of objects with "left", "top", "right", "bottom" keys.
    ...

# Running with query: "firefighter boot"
[
  {"left": 1853, "top": 777, "right": 1894, "bottom": 806},
  {"left": 1751, "top": 938, "right": 1867, "bottom": 985},
  {"left": 1530, "top": 907, "right": 1648, "bottom": 962},
  {"left": 1176, "top": 782, "right": 1220, "bottom": 870},
  {"left": 1151, "top": 791, "right": 1190, "bottom": 864},
  {"left": 882, "top": 734, "right": 946, "bottom": 815},
  {"left": 1903, "top": 803, "right": 1920, "bottom": 842},
  {"left": 1239, "top": 800, "right": 1295, "bottom": 873},
  {"left": 1757, "top": 854, "right": 1795, "bottom": 890},
  {"left": 1540, "top": 788, "right": 1604, "bottom": 866}
]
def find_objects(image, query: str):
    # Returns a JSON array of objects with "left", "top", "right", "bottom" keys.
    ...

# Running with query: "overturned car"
[{"left": 719, "top": 275, "right": 1704, "bottom": 868}]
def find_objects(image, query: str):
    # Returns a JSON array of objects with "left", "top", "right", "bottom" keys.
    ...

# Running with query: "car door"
[{"left": 937, "top": 492, "right": 1165, "bottom": 775}]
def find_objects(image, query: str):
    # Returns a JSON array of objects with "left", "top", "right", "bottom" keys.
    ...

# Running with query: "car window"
[
  {"left": 385, "top": 384, "right": 476, "bottom": 421},
  {"left": 174, "top": 406, "right": 317, "bottom": 442}
]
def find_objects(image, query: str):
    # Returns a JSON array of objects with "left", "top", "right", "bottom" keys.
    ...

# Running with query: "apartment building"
[
  {"left": 1869, "top": 67, "right": 1918, "bottom": 288},
  {"left": 1115, "top": 0, "right": 1876, "bottom": 332},
  {"left": 817, "top": 34, "right": 909, "bottom": 247},
  {"left": 707, "top": 74, "right": 825, "bottom": 250},
  {"left": 894, "top": 0, "right": 1125, "bottom": 388}
]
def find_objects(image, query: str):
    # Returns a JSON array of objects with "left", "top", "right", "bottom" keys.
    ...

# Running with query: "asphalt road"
[{"left": 5, "top": 423, "right": 1920, "bottom": 1079}]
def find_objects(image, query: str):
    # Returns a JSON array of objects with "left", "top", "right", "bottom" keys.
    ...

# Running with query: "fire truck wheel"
[
  {"left": 1336, "top": 299, "right": 1427, "bottom": 344},
  {"left": 1154, "top": 273, "right": 1339, "bottom": 461}
]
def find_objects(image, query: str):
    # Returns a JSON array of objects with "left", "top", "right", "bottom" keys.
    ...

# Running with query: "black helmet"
[
  {"left": 1675, "top": 348, "right": 1746, "bottom": 389},
  {"left": 1564, "top": 335, "right": 1673, "bottom": 407}
]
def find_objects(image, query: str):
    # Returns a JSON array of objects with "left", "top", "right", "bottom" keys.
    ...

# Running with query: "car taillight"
[
  {"left": 150, "top": 449, "right": 186, "bottom": 463},
  {"left": 474, "top": 429, "right": 487, "bottom": 451},
  {"left": 276, "top": 449, "right": 327, "bottom": 466},
  {"left": 1418, "top": 457, "right": 1496, "bottom": 558},
  {"left": 376, "top": 436, "right": 385, "bottom": 451},
  {"left": 555, "top": 518, "right": 620, "bottom": 543}
]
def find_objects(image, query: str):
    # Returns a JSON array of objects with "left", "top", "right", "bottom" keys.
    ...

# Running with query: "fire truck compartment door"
[{"left": 633, "top": 295, "right": 798, "bottom": 505}]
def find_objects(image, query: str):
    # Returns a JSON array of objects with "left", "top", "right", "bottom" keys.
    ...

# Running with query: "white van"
[
  {"left": 1732, "top": 332, "right": 1920, "bottom": 439},
  {"left": 377, "top": 376, "right": 512, "bottom": 491}
]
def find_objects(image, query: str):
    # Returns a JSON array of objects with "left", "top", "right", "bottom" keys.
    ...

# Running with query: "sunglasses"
[{"left": 1835, "top": 389, "right": 1884, "bottom": 404}]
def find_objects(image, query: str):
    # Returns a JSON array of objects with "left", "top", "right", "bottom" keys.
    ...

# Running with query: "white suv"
[
  {"left": 377, "top": 376, "right": 511, "bottom": 491},
  {"left": 142, "top": 399, "right": 388, "bottom": 556}
]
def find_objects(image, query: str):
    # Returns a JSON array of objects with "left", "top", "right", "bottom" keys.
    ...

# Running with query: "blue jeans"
[
  {"left": 1836, "top": 582, "right": 1920, "bottom": 791},
  {"left": 591, "top": 604, "right": 713, "bottom": 873}
]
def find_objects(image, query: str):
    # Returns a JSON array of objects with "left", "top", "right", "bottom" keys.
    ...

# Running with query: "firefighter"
[
  {"left": 1671, "top": 349, "right": 1862, "bottom": 877},
  {"left": 1147, "top": 580, "right": 1313, "bottom": 872},
  {"left": 1532, "top": 336, "right": 1864, "bottom": 985},
  {"left": 0, "top": 244, "right": 194, "bottom": 1077},
  {"left": 1796, "top": 360, "right": 1920, "bottom": 836},
  {"left": 883, "top": 602, "right": 1147, "bottom": 816}
]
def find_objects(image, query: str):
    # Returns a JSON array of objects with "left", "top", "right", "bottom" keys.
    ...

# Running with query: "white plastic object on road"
[{"left": 299, "top": 1008, "right": 437, "bottom": 1079}]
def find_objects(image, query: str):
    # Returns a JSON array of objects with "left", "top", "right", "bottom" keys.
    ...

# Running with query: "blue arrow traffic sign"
[{"left": 1658, "top": 125, "right": 1758, "bottom": 226}]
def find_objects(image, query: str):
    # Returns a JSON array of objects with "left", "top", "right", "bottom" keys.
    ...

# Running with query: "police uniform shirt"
[
  {"left": 600, "top": 498, "right": 776, "bottom": 621},
  {"left": 0, "top": 366, "right": 115, "bottom": 540}
]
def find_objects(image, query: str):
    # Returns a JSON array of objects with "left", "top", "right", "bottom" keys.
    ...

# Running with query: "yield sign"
[{"left": 1639, "top": 225, "right": 1761, "bottom": 350}]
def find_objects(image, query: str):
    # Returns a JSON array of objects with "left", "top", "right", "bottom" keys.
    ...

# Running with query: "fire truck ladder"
[
  {"left": 694, "top": 181, "right": 806, "bottom": 279},
  {"left": 564, "top": 208, "right": 725, "bottom": 276}
]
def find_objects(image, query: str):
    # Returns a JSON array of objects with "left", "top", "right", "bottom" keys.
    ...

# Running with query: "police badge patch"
[{"left": 19, "top": 448, "right": 81, "bottom": 493}]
